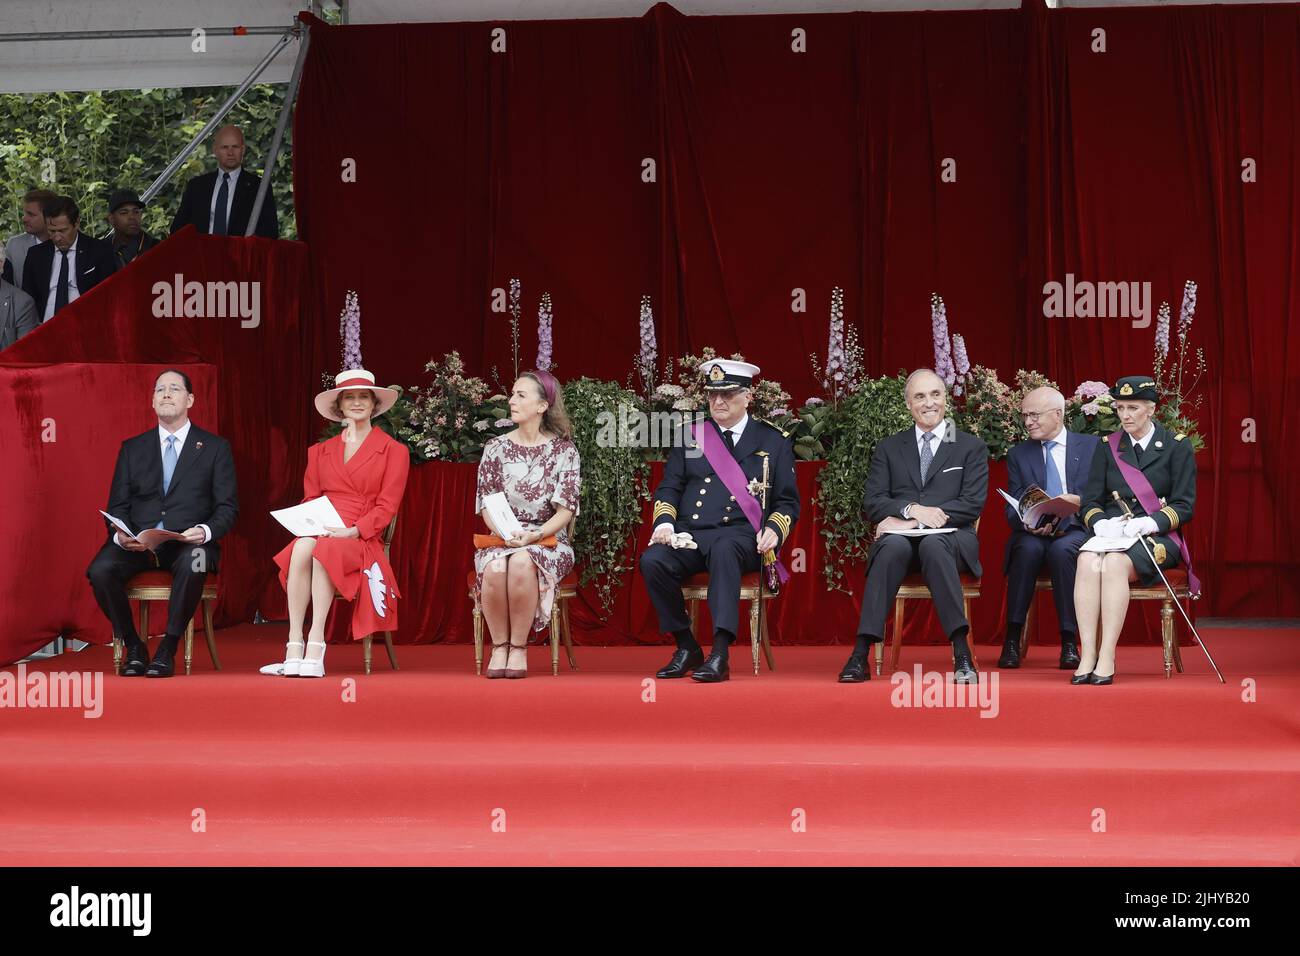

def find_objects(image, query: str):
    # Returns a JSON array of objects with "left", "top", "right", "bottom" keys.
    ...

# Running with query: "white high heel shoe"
[
  {"left": 298, "top": 641, "right": 327, "bottom": 678},
  {"left": 259, "top": 640, "right": 305, "bottom": 676}
]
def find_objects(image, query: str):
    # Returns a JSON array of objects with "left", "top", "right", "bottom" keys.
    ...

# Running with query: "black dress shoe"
[
  {"left": 656, "top": 647, "right": 704, "bottom": 679},
  {"left": 1059, "top": 643, "right": 1081, "bottom": 670},
  {"left": 690, "top": 653, "right": 729, "bottom": 683},
  {"left": 838, "top": 654, "right": 870, "bottom": 682},
  {"left": 145, "top": 643, "right": 176, "bottom": 678},
  {"left": 952, "top": 652, "right": 978, "bottom": 684},
  {"left": 120, "top": 645, "right": 149, "bottom": 677},
  {"left": 1069, "top": 671, "right": 1093, "bottom": 685},
  {"left": 997, "top": 641, "right": 1021, "bottom": 668},
  {"left": 1088, "top": 671, "right": 1115, "bottom": 685}
]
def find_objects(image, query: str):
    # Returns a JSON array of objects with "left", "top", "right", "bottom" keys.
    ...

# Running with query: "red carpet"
[{"left": 2, "top": 626, "right": 1297, "bottom": 866}]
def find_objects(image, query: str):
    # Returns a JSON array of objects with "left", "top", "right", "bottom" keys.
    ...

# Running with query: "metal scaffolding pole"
[{"left": 246, "top": 21, "right": 311, "bottom": 235}]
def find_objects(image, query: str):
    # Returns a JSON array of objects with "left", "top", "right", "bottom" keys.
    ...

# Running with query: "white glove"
[
  {"left": 1094, "top": 517, "right": 1126, "bottom": 538},
  {"left": 1125, "top": 516, "right": 1159, "bottom": 537}
]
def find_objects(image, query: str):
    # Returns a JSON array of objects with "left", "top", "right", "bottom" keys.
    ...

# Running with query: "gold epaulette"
[
  {"left": 1174, "top": 433, "right": 1186, "bottom": 441},
  {"left": 757, "top": 417, "right": 792, "bottom": 439}
]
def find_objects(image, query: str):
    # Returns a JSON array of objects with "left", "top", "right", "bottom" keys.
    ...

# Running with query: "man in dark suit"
[
  {"left": 170, "top": 124, "right": 279, "bottom": 239},
  {"left": 999, "top": 386, "right": 1101, "bottom": 670},
  {"left": 21, "top": 196, "right": 118, "bottom": 321},
  {"left": 839, "top": 369, "right": 989, "bottom": 684},
  {"left": 640, "top": 359, "right": 800, "bottom": 683},
  {"left": 105, "top": 189, "right": 160, "bottom": 267},
  {"left": 86, "top": 370, "right": 239, "bottom": 677}
]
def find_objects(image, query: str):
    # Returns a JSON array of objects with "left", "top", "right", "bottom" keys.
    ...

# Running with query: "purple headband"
[{"left": 530, "top": 370, "right": 558, "bottom": 407}]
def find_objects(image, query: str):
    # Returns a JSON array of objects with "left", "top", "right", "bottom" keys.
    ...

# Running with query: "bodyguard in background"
[
  {"left": 170, "top": 124, "right": 279, "bottom": 239},
  {"left": 998, "top": 386, "right": 1100, "bottom": 670},
  {"left": 839, "top": 369, "right": 989, "bottom": 684}
]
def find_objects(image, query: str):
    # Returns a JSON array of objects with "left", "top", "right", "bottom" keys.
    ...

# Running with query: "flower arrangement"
[
  {"left": 397, "top": 351, "right": 510, "bottom": 462},
  {"left": 808, "top": 286, "right": 866, "bottom": 406},
  {"left": 636, "top": 295, "right": 657, "bottom": 398},
  {"left": 338, "top": 289, "right": 362, "bottom": 371},
  {"left": 536, "top": 292, "right": 554, "bottom": 372},
  {"left": 1154, "top": 280, "right": 1206, "bottom": 448}
]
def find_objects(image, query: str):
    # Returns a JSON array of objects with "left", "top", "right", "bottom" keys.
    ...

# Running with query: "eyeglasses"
[{"left": 1021, "top": 410, "right": 1060, "bottom": 422}]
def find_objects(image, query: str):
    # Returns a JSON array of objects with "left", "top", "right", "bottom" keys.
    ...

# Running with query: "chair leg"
[
  {"left": 363, "top": 636, "right": 373, "bottom": 675},
  {"left": 202, "top": 598, "right": 221, "bottom": 671},
  {"left": 561, "top": 599, "right": 577, "bottom": 670},
  {"left": 760, "top": 597, "right": 775, "bottom": 671},
  {"left": 688, "top": 597, "right": 699, "bottom": 644},
  {"left": 183, "top": 621, "right": 194, "bottom": 676},
  {"left": 1172, "top": 609, "right": 1185, "bottom": 673},
  {"left": 383, "top": 632, "right": 399, "bottom": 670},
  {"left": 140, "top": 602, "right": 149, "bottom": 650},
  {"left": 749, "top": 598, "right": 761, "bottom": 676},
  {"left": 1020, "top": 597, "right": 1034, "bottom": 659},
  {"left": 550, "top": 607, "right": 561, "bottom": 676},
  {"left": 472, "top": 604, "right": 484, "bottom": 675},
  {"left": 112, "top": 635, "right": 123, "bottom": 675},
  {"left": 1170, "top": 598, "right": 1180, "bottom": 681},
  {"left": 874, "top": 639, "right": 883, "bottom": 677},
  {"left": 890, "top": 597, "right": 904, "bottom": 674}
]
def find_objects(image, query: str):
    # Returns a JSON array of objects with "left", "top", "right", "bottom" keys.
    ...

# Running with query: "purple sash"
[
  {"left": 1106, "top": 432, "right": 1200, "bottom": 595},
  {"left": 692, "top": 421, "right": 790, "bottom": 586}
]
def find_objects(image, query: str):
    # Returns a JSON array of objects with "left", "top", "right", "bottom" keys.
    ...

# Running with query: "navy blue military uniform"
[{"left": 640, "top": 413, "right": 800, "bottom": 640}]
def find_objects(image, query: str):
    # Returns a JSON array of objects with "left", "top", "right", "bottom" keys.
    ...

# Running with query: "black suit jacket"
[
  {"left": 21, "top": 234, "right": 118, "bottom": 318},
  {"left": 103, "top": 425, "right": 239, "bottom": 567},
  {"left": 170, "top": 169, "right": 279, "bottom": 239},
  {"left": 863, "top": 422, "right": 989, "bottom": 575}
]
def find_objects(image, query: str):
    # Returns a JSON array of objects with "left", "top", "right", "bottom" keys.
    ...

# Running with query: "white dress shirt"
[
  {"left": 208, "top": 167, "right": 242, "bottom": 233},
  {"left": 1131, "top": 423, "right": 1156, "bottom": 453},
  {"left": 114, "top": 420, "right": 212, "bottom": 547},
  {"left": 43, "top": 243, "right": 81, "bottom": 321}
]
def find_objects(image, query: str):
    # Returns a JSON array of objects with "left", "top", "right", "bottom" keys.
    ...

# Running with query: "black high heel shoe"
[
  {"left": 1070, "top": 672, "right": 1093, "bottom": 685},
  {"left": 1088, "top": 671, "right": 1115, "bottom": 685}
]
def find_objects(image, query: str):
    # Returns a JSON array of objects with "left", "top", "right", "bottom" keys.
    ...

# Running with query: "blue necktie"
[
  {"left": 156, "top": 436, "right": 177, "bottom": 530},
  {"left": 213, "top": 172, "right": 230, "bottom": 235},
  {"left": 1043, "top": 440, "right": 1063, "bottom": 496},
  {"left": 919, "top": 432, "right": 935, "bottom": 484}
]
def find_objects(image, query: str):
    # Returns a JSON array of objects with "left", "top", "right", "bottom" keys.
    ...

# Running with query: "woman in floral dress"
[{"left": 473, "top": 370, "right": 581, "bottom": 678}]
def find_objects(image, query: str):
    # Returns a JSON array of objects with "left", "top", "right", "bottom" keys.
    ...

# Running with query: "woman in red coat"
[{"left": 260, "top": 369, "right": 410, "bottom": 678}]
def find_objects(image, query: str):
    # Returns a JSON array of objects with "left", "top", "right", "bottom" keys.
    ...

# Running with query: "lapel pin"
[
  {"left": 1154, "top": 441, "right": 1162, "bottom": 449},
  {"left": 195, "top": 441, "right": 204, "bottom": 451}
]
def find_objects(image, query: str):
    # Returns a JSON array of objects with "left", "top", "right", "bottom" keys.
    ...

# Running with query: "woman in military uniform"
[{"left": 1073, "top": 376, "right": 1196, "bottom": 684}]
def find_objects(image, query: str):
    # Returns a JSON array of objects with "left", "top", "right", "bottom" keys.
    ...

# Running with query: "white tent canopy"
[
  {"left": 0, "top": 0, "right": 314, "bottom": 94},
  {"left": 1, "top": 0, "right": 1290, "bottom": 93}
]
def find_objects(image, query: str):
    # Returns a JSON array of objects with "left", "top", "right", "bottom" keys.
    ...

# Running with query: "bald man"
[
  {"left": 170, "top": 124, "right": 279, "bottom": 239},
  {"left": 839, "top": 369, "right": 989, "bottom": 684},
  {"left": 998, "top": 386, "right": 1100, "bottom": 670}
]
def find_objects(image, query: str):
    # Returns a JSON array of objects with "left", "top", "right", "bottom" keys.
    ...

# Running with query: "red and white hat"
[{"left": 314, "top": 369, "right": 400, "bottom": 422}]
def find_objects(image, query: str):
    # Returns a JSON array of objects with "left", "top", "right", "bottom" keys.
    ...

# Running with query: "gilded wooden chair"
[
  {"left": 114, "top": 573, "right": 220, "bottom": 676},
  {"left": 875, "top": 518, "right": 982, "bottom": 676}
]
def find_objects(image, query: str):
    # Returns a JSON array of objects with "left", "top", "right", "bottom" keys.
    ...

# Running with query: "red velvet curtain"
[
  {"left": 293, "top": 1, "right": 1300, "bottom": 619},
  {"left": 0, "top": 231, "right": 325, "bottom": 663}
]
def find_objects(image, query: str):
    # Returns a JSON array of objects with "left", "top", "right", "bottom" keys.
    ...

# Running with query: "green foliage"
[
  {"left": 0, "top": 85, "right": 295, "bottom": 241},
  {"left": 813, "top": 373, "right": 915, "bottom": 593},
  {"left": 563, "top": 377, "right": 651, "bottom": 616}
]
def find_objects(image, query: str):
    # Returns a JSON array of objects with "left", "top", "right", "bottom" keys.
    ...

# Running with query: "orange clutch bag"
[{"left": 474, "top": 533, "right": 558, "bottom": 549}]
